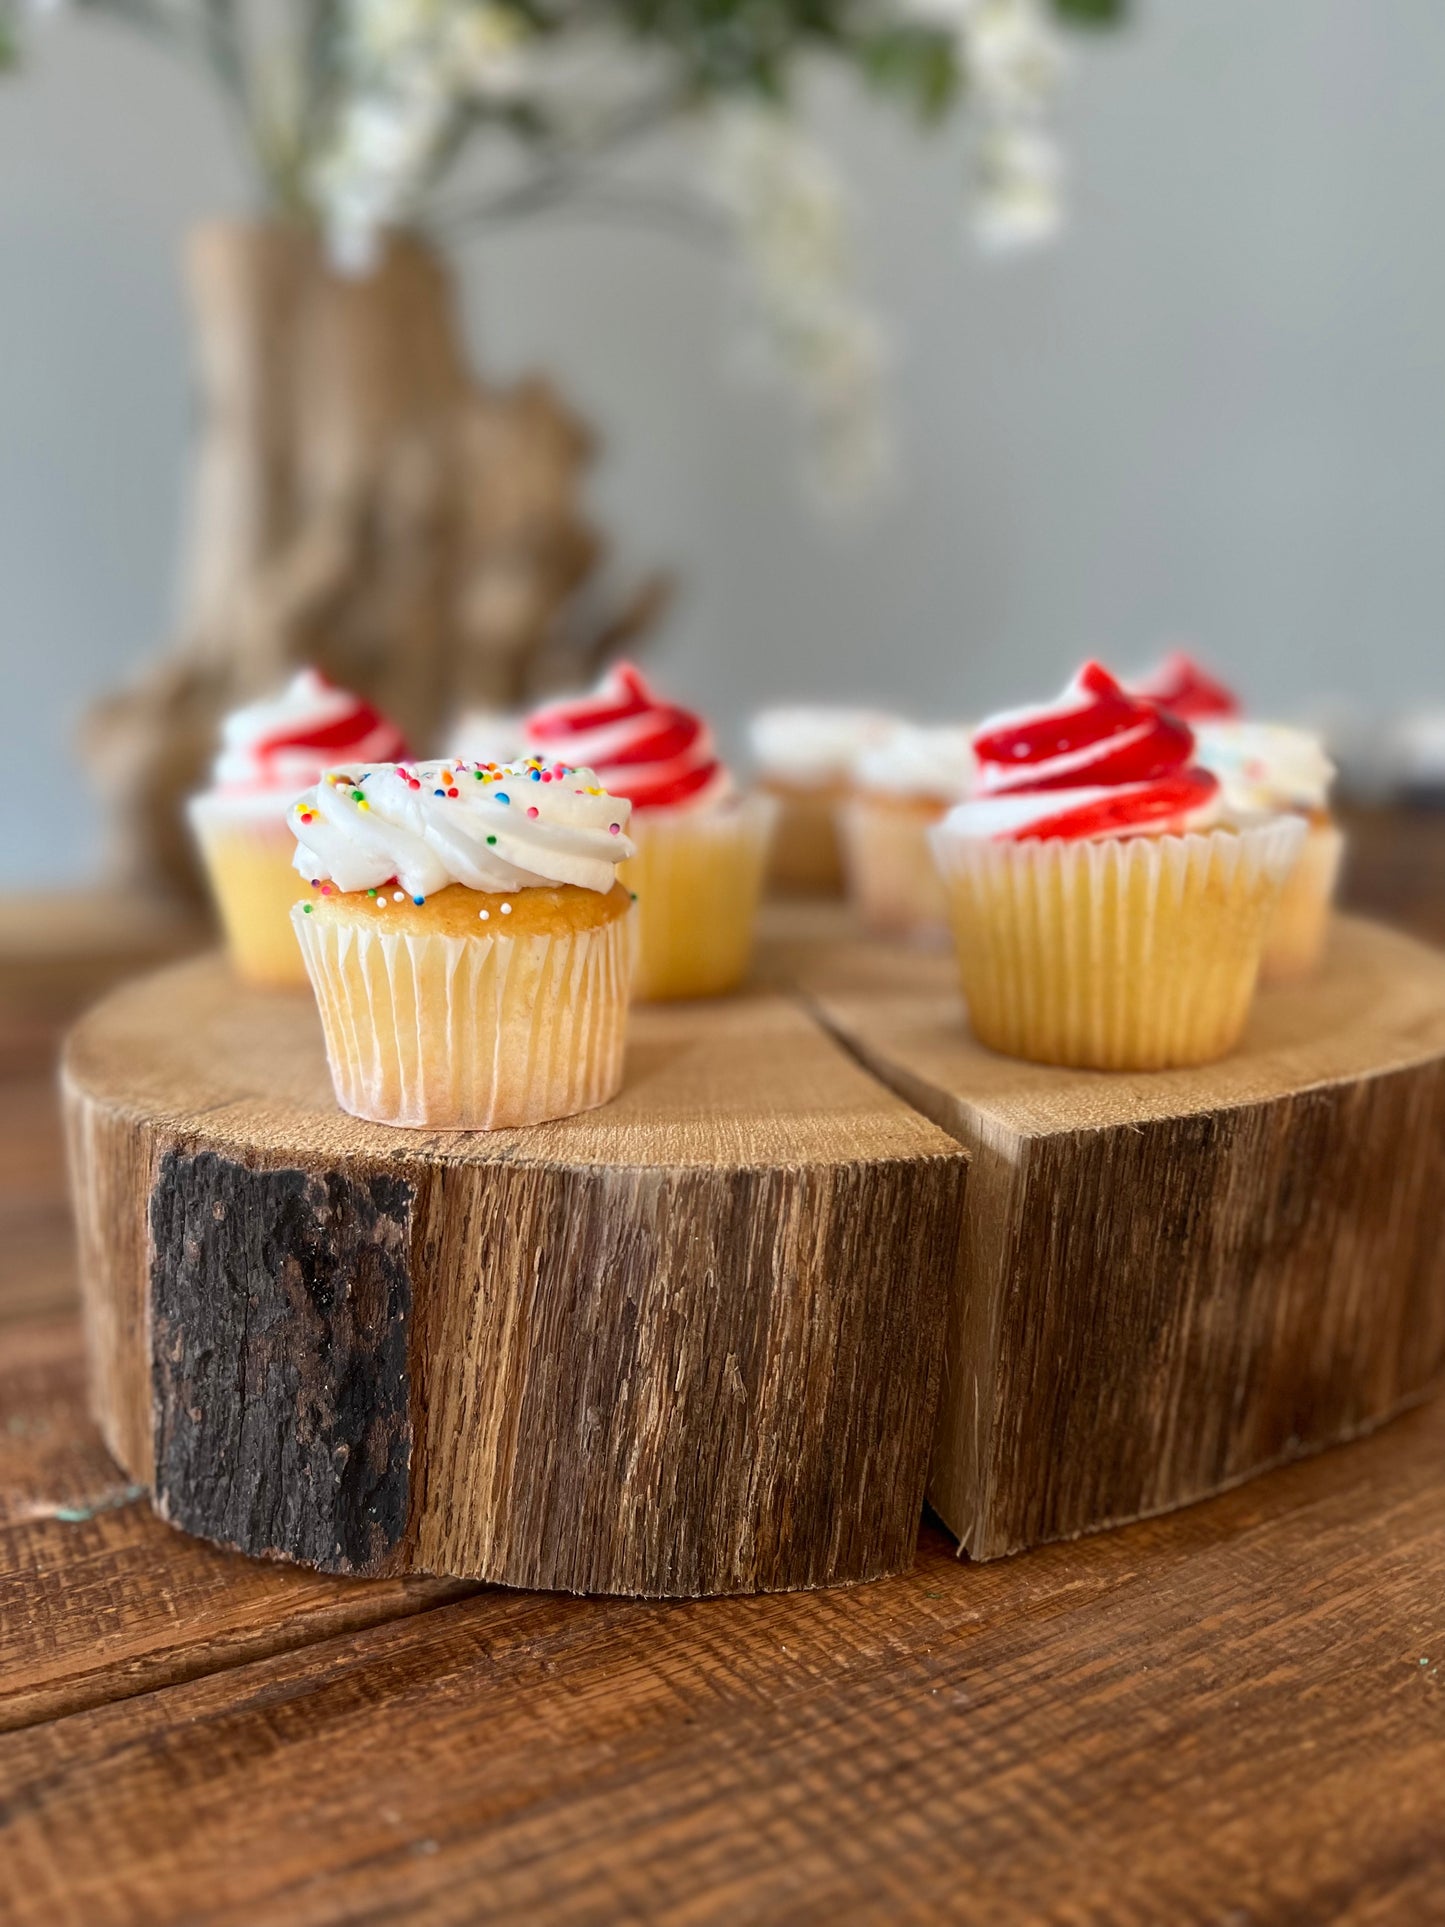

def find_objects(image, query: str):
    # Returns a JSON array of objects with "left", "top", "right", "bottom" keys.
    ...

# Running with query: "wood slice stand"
[
  {"left": 61, "top": 956, "right": 965, "bottom": 1598},
  {"left": 63, "top": 911, "right": 1445, "bottom": 1594}
]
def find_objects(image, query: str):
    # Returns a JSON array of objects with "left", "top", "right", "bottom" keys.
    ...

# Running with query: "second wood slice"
[
  {"left": 64, "top": 957, "right": 966, "bottom": 1598},
  {"left": 773, "top": 909, "right": 1445, "bottom": 1559}
]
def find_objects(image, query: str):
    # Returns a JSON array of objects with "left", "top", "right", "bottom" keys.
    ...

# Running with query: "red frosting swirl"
[
  {"left": 214, "top": 668, "right": 408, "bottom": 793},
  {"left": 1131, "top": 650, "right": 1241, "bottom": 722},
  {"left": 524, "top": 663, "right": 726, "bottom": 811},
  {"left": 959, "top": 661, "right": 1220, "bottom": 840}
]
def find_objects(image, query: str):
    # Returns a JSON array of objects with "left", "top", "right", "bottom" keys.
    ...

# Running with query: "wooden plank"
[
  {"left": 3, "top": 1394, "right": 1445, "bottom": 1925},
  {"left": 63, "top": 958, "right": 966, "bottom": 1596},
  {"left": 0, "top": 1317, "right": 472, "bottom": 1736}
]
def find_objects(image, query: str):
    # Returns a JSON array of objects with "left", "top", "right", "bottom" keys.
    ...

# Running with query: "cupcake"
[
  {"left": 289, "top": 757, "right": 635, "bottom": 1128},
  {"left": 930, "top": 663, "right": 1304, "bottom": 1070},
  {"left": 839, "top": 722, "right": 976, "bottom": 941},
  {"left": 1133, "top": 652, "right": 1342, "bottom": 980},
  {"left": 448, "top": 707, "right": 524, "bottom": 767},
  {"left": 1131, "top": 649, "right": 1242, "bottom": 722},
  {"left": 188, "top": 669, "right": 407, "bottom": 986},
  {"left": 525, "top": 664, "right": 774, "bottom": 1002},
  {"left": 748, "top": 706, "right": 896, "bottom": 895},
  {"left": 1192, "top": 722, "right": 1342, "bottom": 980}
]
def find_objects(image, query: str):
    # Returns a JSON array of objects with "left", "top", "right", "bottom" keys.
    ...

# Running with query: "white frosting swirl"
[
  {"left": 290, "top": 759, "right": 635, "bottom": 898},
  {"left": 854, "top": 723, "right": 976, "bottom": 801},
  {"left": 939, "top": 781, "right": 1223, "bottom": 841},
  {"left": 748, "top": 706, "right": 898, "bottom": 787},
  {"left": 1193, "top": 723, "right": 1335, "bottom": 815}
]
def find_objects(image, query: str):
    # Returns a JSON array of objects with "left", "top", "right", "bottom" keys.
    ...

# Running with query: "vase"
[{"left": 84, "top": 219, "right": 665, "bottom": 900}]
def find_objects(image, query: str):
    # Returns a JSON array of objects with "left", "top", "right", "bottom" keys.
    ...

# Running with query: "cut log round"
[
  {"left": 62, "top": 956, "right": 966, "bottom": 1598},
  {"left": 66, "top": 914, "right": 1445, "bottom": 1591},
  {"left": 775, "top": 909, "right": 1445, "bottom": 1560}
]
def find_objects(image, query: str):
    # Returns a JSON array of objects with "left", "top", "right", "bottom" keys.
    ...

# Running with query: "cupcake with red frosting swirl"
[
  {"left": 930, "top": 662, "right": 1304, "bottom": 1069},
  {"left": 525, "top": 663, "right": 774, "bottom": 1000},
  {"left": 1130, "top": 649, "right": 1242, "bottom": 723},
  {"left": 188, "top": 669, "right": 407, "bottom": 985}
]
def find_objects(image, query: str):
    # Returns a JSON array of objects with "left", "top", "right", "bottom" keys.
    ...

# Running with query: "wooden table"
[{"left": 4, "top": 822, "right": 1445, "bottom": 1925}]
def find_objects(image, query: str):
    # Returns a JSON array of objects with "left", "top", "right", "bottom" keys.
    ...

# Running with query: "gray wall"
[{"left": 4, "top": 3, "right": 1444, "bottom": 885}]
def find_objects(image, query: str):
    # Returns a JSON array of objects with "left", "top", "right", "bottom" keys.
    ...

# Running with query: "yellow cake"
[
  {"left": 618, "top": 794, "right": 775, "bottom": 1002},
  {"left": 189, "top": 794, "right": 310, "bottom": 985}
]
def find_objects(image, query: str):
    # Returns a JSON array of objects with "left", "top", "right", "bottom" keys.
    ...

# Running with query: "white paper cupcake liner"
[
  {"left": 930, "top": 816, "right": 1307, "bottom": 1070},
  {"left": 294, "top": 905, "right": 633, "bottom": 1128}
]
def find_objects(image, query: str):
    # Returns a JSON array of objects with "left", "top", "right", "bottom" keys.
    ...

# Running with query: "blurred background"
[{"left": 3, "top": 0, "right": 1444, "bottom": 888}]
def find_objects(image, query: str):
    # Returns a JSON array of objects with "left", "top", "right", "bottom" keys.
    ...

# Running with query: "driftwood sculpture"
[{"left": 85, "top": 221, "right": 667, "bottom": 901}]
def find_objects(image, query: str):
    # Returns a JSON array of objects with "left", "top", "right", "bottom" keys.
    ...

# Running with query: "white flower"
[
  {"left": 314, "top": 83, "right": 451, "bottom": 268},
  {"left": 972, "top": 124, "right": 1063, "bottom": 250},
  {"left": 707, "top": 105, "right": 892, "bottom": 503},
  {"left": 313, "top": 0, "right": 535, "bottom": 271},
  {"left": 965, "top": 0, "right": 1063, "bottom": 117},
  {"left": 444, "top": 3, "right": 530, "bottom": 96},
  {"left": 900, "top": 0, "right": 1069, "bottom": 251},
  {"left": 352, "top": 0, "right": 438, "bottom": 66}
]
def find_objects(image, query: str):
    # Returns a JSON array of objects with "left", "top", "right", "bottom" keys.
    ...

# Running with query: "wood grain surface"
[
  {"left": 6, "top": 843, "right": 1445, "bottom": 1926},
  {"left": 63, "top": 956, "right": 967, "bottom": 1596},
  {"left": 5, "top": 1312, "right": 1445, "bottom": 1925},
  {"left": 0, "top": 1319, "right": 470, "bottom": 1735}
]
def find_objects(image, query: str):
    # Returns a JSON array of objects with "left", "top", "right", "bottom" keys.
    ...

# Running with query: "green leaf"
[
  {"left": 857, "top": 26, "right": 960, "bottom": 124},
  {"left": 1051, "top": 0, "right": 1128, "bottom": 26}
]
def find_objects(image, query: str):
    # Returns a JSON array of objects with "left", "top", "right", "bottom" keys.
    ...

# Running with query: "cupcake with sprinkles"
[
  {"left": 189, "top": 669, "right": 407, "bottom": 985},
  {"left": 524, "top": 663, "right": 775, "bottom": 1001},
  {"left": 930, "top": 662, "right": 1304, "bottom": 1070},
  {"left": 289, "top": 757, "right": 636, "bottom": 1128}
]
